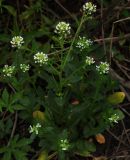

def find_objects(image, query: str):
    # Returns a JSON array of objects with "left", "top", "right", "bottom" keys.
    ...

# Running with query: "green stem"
[
  {"left": 59, "top": 38, "right": 64, "bottom": 92},
  {"left": 62, "top": 15, "right": 85, "bottom": 69},
  {"left": 49, "top": 63, "right": 60, "bottom": 75},
  {"left": 93, "top": 79, "right": 101, "bottom": 102},
  {"left": 16, "top": 50, "right": 19, "bottom": 67}
]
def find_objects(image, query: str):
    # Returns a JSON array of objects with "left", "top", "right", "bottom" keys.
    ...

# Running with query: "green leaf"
[
  {"left": 3, "top": 151, "right": 11, "bottom": 160},
  {"left": 0, "top": 0, "right": 4, "bottom": 6},
  {"left": 115, "top": 109, "right": 125, "bottom": 120},
  {"left": 2, "top": 89, "right": 9, "bottom": 104},
  {"left": 13, "top": 150, "right": 27, "bottom": 160},
  {"left": 5, "top": 119, "right": 13, "bottom": 134},
  {"left": 0, "top": 100, "right": 5, "bottom": 111},
  {"left": 10, "top": 92, "right": 22, "bottom": 104},
  {"left": 1, "top": 136, "right": 31, "bottom": 160},
  {"left": 17, "top": 138, "right": 32, "bottom": 147},
  {"left": 115, "top": 53, "right": 125, "bottom": 61},
  {"left": 20, "top": 10, "right": 33, "bottom": 20},
  {"left": 0, "top": 34, "right": 10, "bottom": 42},
  {"left": 122, "top": 10, "right": 130, "bottom": 17},
  {"left": 3, "top": 5, "right": 16, "bottom": 17},
  {"left": 0, "top": 147, "right": 6, "bottom": 153},
  {"left": 58, "top": 151, "right": 65, "bottom": 160},
  {"left": 55, "top": 97, "right": 65, "bottom": 106},
  {"left": 13, "top": 104, "right": 25, "bottom": 110},
  {"left": 67, "top": 74, "right": 82, "bottom": 83},
  {"left": 76, "top": 140, "right": 96, "bottom": 157},
  {"left": 42, "top": 43, "right": 50, "bottom": 53}
]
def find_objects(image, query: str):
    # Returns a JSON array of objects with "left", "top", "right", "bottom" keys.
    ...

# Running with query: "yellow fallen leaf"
[
  {"left": 95, "top": 133, "right": 105, "bottom": 144},
  {"left": 37, "top": 151, "right": 48, "bottom": 160},
  {"left": 107, "top": 92, "right": 125, "bottom": 105},
  {"left": 33, "top": 110, "right": 45, "bottom": 121}
]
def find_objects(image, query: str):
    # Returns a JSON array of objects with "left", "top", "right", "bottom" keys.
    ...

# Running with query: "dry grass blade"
[{"left": 107, "top": 129, "right": 129, "bottom": 147}]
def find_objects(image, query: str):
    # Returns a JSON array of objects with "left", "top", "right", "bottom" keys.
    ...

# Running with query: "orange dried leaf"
[{"left": 95, "top": 134, "right": 105, "bottom": 144}]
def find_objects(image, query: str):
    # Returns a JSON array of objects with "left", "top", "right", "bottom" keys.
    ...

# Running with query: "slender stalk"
[
  {"left": 59, "top": 38, "right": 64, "bottom": 92},
  {"left": 7, "top": 112, "right": 18, "bottom": 147},
  {"left": 48, "top": 152, "right": 57, "bottom": 160},
  {"left": 62, "top": 15, "right": 85, "bottom": 69}
]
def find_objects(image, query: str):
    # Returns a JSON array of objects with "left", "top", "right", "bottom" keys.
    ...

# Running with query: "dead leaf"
[
  {"left": 95, "top": 134, "right": 105, "bottom": 144},
  {"left": 71, "top": 99, "right": 80, "bottom": 105}
]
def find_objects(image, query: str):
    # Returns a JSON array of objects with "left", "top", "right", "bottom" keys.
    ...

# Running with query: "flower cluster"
[
  {"left": 34, "top": 52, "right": 48, "bottom": 66},
  {"left": 109, "top": 113, "right": 120, "bottom": 123},
  {"left": 3, "top": 65, "right": 15, "bottom": 77},
  {"left": 59, "top": 139, "right": 70, "bottom": 151},
  {"left": 54, "top": 21, "right": 71, "bottom": 38},
  {"left": 76, "top": 37, "right": 92, "bottom": 51},
  {"left": 20, "top": 64, "right": 30, "bottom": 72},
  {"left": 85, "top": 56, "right": 95, "bottom": 65},
  {"left": 29, "top": 123, "right": 41, "bottom": 135},
  {"left": 96, "top": 62, "right": 109, "bottom": 74},
  {"left": 10, "top": 36, "right": 24, "bottom": 49},
  {"left": 82, "top": 2, "right": 96, "bottom": 15}
]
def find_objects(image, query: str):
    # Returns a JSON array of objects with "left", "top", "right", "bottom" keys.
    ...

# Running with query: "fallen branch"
[{"left": 94, "top": 33, "right": 130, "bottom": 43}]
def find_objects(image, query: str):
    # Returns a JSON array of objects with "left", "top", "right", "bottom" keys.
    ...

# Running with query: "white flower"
[
  {"left": 20, "top": 64, "right": 30, "bottom": 72},
  {"left": 85, "top": 56, "right": 95, "bottom": 65},
  {"left": 34, "top": 52, "right": 48, "bottom": 66},
  {"left": 29, "top": 123, "right": 41, "bottom": 135},
  {"left": 109, "top": 114, "right": 120, "bottom": 123},
  {"left": 96, "top": 62, "right": 109, "bottom": 74},
  {"left": 76, "top": 36, "right": 93, "bottom": 51},
  {"left": 59, "top": 139, "right": 70, "bottom": 151},
  {"left": 10, "top": 36, "right": 24, "bottom": 49},
  {"left": 83, "top": 2, "right": 96, "bottom": 15},
  {"left": 3, "top": 65, "right": 15, "bottom": 77},
  {"left": 54, "top": 21, "right": 71, "bottom": 38}
]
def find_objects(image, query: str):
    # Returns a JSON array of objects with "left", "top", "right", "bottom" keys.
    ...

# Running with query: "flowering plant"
[{"left": 0, "top": 2, "right": 125, "bottom": 160}]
